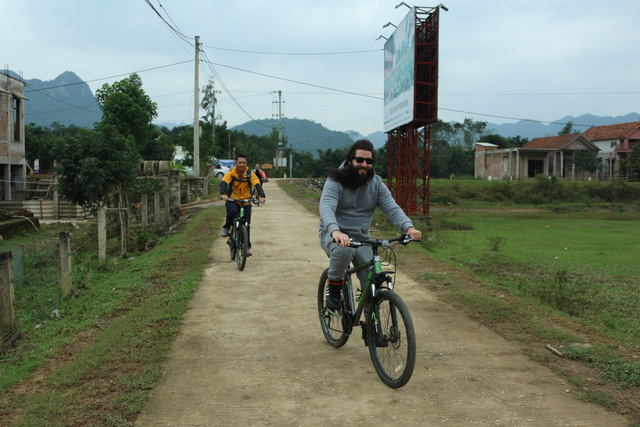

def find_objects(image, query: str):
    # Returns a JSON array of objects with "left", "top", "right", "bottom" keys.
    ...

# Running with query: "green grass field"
[{"left": 421, "top": 211, "right": 640, "bottom": 348}]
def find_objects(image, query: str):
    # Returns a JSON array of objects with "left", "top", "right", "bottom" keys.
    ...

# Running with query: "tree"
[
  {"left": 25, "top": 124, "right": 55, "bottom": 174},
  {"left": 201, "top": 78, "right": 221, "bottom": 127},
  {"left": 139, "top": 125, "right": 175, "bottom": 160},
  {"left": 620, "top": 143, "right": 640, "bottom": 181},
  {"left": 95, "top": 73, "right": 157, "bottom": 153},
  {"left": 571, "top": 150, "right": 603, "bottom": 175},
  {"left": 451, "top": 118, "right": 487, "bottom": 149},
  {"left": 482, "top": 134, "right": 529, "bottom": 149},
  {"left": 558, "top": 121, "right": 574, "bottom": 136},
  {"left": 54, "top": 123, "right": 140, "bottom": 256},
  {"left": 53, "top": 124, "right": 139, "bottom": 208}
]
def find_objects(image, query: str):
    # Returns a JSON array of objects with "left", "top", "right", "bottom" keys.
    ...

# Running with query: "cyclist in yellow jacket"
[{"left": 220, "top": 154, "right": 266, "bottom": 256}]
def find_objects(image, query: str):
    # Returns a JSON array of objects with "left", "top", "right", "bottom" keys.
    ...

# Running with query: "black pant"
[{"left": 225, "top": 202, "right": 252, "bottom": 248}]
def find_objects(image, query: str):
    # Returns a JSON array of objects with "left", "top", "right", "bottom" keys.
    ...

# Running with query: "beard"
[{"left": 332, "top": 162, "right": 374, "bottom": 188}]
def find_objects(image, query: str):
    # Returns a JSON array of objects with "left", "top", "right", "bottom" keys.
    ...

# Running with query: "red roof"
[
  {"left": 583, "top": 121, "right": 640, "bottom": 141},
  {"left": 522, "top": 133, "right": 582, "bottom": 149}
]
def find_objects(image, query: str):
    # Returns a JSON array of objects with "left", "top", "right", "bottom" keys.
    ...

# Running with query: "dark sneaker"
[
  {"left": 220, "top": 227, "right": 230, "bottom": 237},
  {"left": 325, "top": 283, "right": 342, "bottom": 311}
]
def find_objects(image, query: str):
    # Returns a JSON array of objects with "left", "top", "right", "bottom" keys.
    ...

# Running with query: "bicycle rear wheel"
[
  {"left": 228, "top": 226, "right": 237, "bottom": 260},
  {"left": 317, "top": 268, "right": 348, "bottom": 348},
  {"left": 236, "top": 224, "right": 248, "bottom": 271},
  {"left": 366, "top": 290, "right": 416, "bottom": 388}
]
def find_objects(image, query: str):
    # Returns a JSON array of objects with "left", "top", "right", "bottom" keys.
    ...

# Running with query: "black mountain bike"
[
  {"left": 226, "top": 198, "right": 258, "bottom": 271},
  {"left": 317, "top": 235, "right": 419, "bottom": 388}
]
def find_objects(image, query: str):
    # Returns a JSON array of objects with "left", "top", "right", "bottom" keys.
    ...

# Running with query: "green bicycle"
[
  {"left": 317, "top": 235, "right": 419, "bottom": 388},
  {"left": 226, "top": 197, "right": 258, "bottom": 271}
]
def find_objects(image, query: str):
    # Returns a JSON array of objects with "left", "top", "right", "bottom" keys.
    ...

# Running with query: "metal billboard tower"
[{"left": 385, "top": 6, "right": 440, "bottom": 218}]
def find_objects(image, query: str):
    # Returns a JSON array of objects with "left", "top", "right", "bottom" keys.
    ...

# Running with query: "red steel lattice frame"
[{"left": 386, "top": 6, "right": 439, "bottom": 218}]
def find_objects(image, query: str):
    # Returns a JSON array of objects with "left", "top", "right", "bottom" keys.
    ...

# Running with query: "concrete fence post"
[
  {"left": 98, "top": 205, "right": 107, "bottom": 267},
  {"left": 164, "top": 188, "right": 170, "bottom": 226},
  {"left": 154, "top": 192, "right": 161, "bottom": 228},
  {"left": 0, "top": 251, "right": 16, "bottom": 343},
  {"left": 142, "top": 194, "right": 148, "bottom": 228},
  {"left": 58, "top": 232, "right": 72, "bottom": 297}
]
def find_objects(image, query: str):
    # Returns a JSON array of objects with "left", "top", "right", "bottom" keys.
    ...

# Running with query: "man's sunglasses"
[{"left": 353, "top": 157, "right": 374, "bottom": 164}]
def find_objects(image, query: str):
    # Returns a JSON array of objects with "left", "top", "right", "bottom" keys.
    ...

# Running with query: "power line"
[
  {"left": 200, "top": 49, "right": 271, "bottom": 128},
  {"left": 439, "top": 107, "right": 594, "bottom": 128},
  {"left": 24, "top": 60, "right": 193, "bottom": 93},
  {"left": 200, "top": 58, "right": 381, "bottom": 100},
  {"left": 202, "top": 45, "right": 382, "bottom": 56},
  {"left": 143, "top": 0, "right": 193, "bottom": 44}
]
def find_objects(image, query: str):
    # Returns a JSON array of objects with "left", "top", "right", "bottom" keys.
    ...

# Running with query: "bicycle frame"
[
  {"left": 342, "top": 249, "right": 394, "bottom": 325},
  {"left": 227, "top": 198, "right": 257, "bottom": 231},
  {"left": 330, "top": 238, "right": 401, "bottom": 340},
  {"left": 226, "top": 198, "right": 258, "bottom": 270}
]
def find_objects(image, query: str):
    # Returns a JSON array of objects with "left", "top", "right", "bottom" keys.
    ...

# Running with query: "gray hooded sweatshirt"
[{"left": 319, "top": 167, "right": 414, "bottom": 243}]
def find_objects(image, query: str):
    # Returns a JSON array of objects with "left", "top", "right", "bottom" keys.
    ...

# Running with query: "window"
[{"left": 13, "top": 96, "right": 21, "bottom": 141}]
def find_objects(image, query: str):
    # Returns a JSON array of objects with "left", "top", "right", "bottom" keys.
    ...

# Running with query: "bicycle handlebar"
[
  {"left": 225, "top": 197, "right": 260, "bottom": 205},
  {"left": 349, "top": 234, "right": 422, "bottom": 248}
]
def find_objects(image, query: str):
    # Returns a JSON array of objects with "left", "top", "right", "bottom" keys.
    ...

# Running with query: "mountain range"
[
  {"left": 229, "top": 119, "right": 387, "bottom": 154},
  {"left": 10, "top": 70, "right": 102, "bottom": 128},
  {"left": 11, "top": 70, "right": 639, "bottom": 146},
  {"left": 485, "top": 113, "right": 640, "bottom": 139}
]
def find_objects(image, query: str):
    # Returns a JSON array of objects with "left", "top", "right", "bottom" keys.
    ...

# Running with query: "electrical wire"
[
  {"left": 438, "top": 107, "right": 595, "bottom": 128},
  {"left": 202, "top": 44, "right": 382, "bottom": 56},
  {"left": 143, "top": 0, "right": 193, "bottom": 44},
  {"left": 200, "top": 49, "right": 271, "bottom": 128},
  {"left": 24, "top": 60, "right": 193, "bottom": 93},
  {"left": 200, "top": 58, "right": 381, "bottom": 100}
]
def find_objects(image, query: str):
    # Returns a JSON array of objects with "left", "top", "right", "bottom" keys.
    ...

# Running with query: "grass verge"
[{"left": 0, "top": 206, "right": 222, "bottom": 426}]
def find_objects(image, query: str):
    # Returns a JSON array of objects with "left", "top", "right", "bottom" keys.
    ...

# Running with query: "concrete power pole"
[
  {"left": 193, "top": 35, "right": 200, "bottom": 178},
  {"left": 273, "top": 90, "right": 284, "bottom": 168}
]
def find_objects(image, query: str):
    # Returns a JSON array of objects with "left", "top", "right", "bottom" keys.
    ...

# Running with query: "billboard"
[{"left": 383, "top": 8, "right": 415, "bottom": 133}]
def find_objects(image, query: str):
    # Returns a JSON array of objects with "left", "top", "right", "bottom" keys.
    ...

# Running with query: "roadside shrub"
[
  {"left": 438, "top": 218, "right": 473, "bottom": 230},
  {"left": 487, "top": 236, "right": 506, "bottom": 251}
]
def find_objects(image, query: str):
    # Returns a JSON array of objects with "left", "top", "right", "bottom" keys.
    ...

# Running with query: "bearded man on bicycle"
[
  {"left": 319, "top": 139, "right": 421, "bottom": 310},
  {"left": 220, "top": 154, "right": 266, "bottom": 256}
]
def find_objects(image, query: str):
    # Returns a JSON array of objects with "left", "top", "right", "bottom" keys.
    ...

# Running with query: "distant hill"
[
  {"left": 231, "top": 118, "right": 386, "bottom": 156},
  {"left": 8, "top": 70, "right": 101, "bottom": 128},
  {"left": 485, "top": 113, "right": 640, "bottom": 139},
  {"left": 12, "top": 70, "right": 639, "bottom": 142}
]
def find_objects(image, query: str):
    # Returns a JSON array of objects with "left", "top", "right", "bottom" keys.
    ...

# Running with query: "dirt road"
[{"left": 135, "top": 180, "right": 627, "bottom": 426}]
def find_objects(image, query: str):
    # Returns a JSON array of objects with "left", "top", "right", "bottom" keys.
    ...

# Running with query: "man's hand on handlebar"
[
  {"left": 221, "top": 194, "right": 229, "bottom": 202},
  {"left": 258, "top": 197, "right": 266, "bottom": 205},
  {"left": 406, "top": 227, "right": 422, "bottom": 241},
  {"left": 331, "top": 230, "right": 350, "bottom": 248}
]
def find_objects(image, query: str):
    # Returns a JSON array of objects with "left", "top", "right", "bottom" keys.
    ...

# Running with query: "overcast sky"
[{"left": 3, "top": 0, "right": 639, "bottom": 136}]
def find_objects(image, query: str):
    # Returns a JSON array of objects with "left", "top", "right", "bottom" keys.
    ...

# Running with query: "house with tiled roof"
[
  {"left": 475, "top": 133, "right": 599, "bottom": 180},
  {"left": 0, "top": 72, "right": 28, "bottom": 201},
  {"left": 583, "top": 121, "right": 640, "bottom": 179}
]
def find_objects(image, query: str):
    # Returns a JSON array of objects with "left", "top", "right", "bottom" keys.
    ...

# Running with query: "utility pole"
[
  {"left": 193, "top": 35, "right": 200, "bottom": 177},
  {"left": 273, "top": 90, "right": 284, "bottom": 169}
]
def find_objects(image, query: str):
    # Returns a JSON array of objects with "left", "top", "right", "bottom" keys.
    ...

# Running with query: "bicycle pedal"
[{"left": 360, "top": 321, "right": 368, "bottom": 347}]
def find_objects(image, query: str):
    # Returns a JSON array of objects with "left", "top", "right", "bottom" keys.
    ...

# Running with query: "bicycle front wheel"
[
  {"left": 366, "top": 290, "right": 416, "bottom": 388},
  {"left": 317, "top": 268, "right": 348, "bottom": 348},
  {"left": 236, "top": 224, "right": 248, "bottom": 271}
]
